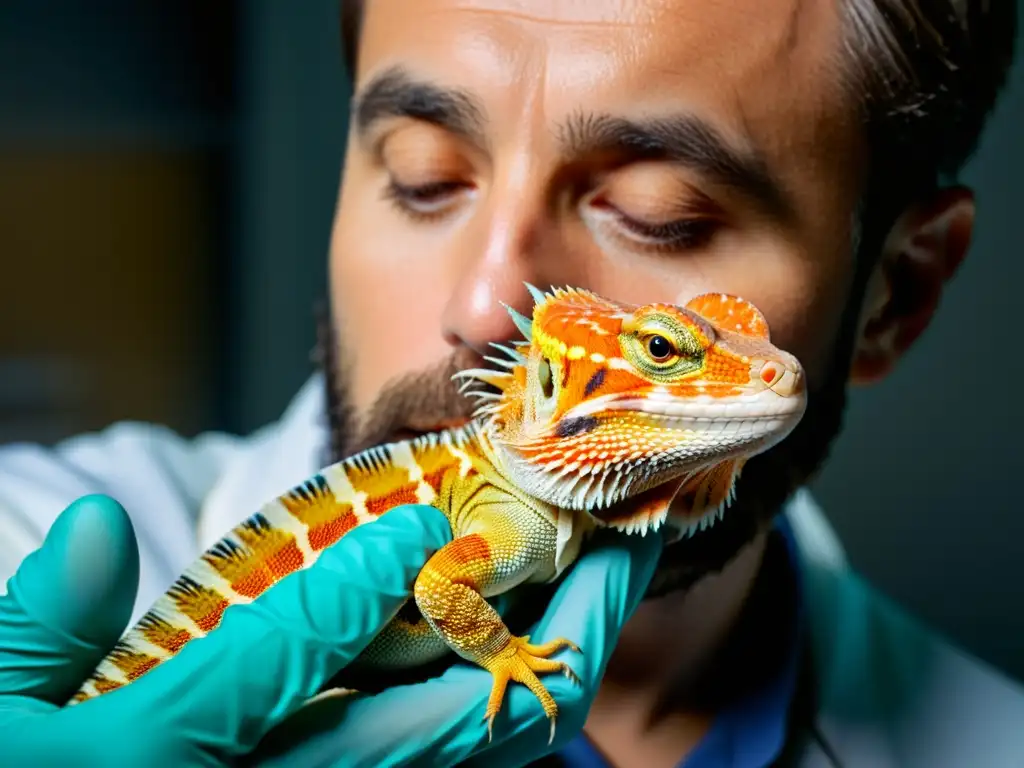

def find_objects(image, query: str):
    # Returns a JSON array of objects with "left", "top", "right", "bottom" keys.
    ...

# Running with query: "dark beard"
[{"left": 314, "top": 264, "right": 868, "bottom": 599}]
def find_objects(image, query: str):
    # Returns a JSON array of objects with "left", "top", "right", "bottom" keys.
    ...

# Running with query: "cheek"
[
  {"left": 701, "top": 212, "right": 859, "bottom": 386},
  {"left": 328, "top": 160, "right": 453, "bottom": 411},
  {"left": 738, "top": 243, "right": 854, "bottom": 387}
]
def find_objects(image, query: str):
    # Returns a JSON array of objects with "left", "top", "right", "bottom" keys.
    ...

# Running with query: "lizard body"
[{"left": 66, "top": 285, "right": 806, "bottom": 741}]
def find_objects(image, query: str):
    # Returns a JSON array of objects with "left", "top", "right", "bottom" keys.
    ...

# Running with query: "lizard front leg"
[{"left": 413, "top": 513, "right": 581, "bottom": 742}]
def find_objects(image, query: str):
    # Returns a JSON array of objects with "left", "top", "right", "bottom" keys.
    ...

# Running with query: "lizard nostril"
[
  {"left": 759, "top": 362, "right": 803, "bottom": 396},
  {"left": 760, "top": 362, "right": 782, "bottom": 387}
]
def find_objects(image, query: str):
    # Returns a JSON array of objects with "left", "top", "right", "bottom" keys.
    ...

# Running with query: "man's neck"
[{"left": 583, "top": 531, "right": 772, "bottom": 768}]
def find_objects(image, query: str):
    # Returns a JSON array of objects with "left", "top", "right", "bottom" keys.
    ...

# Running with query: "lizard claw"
[{"left": 480, "top": 634, "right": 582, "bottom": 743}]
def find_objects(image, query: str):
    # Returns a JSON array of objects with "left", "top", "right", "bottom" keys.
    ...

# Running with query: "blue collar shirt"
[{"left": 557, "top": 516, "right": 804, "bottom": 768}]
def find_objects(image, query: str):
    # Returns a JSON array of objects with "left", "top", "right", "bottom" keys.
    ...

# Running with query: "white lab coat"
[{"left": 2, "top": 375, "right": 1022, "bottom": 767}]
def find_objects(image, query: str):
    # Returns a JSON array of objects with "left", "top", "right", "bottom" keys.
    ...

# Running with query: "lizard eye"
[
  {"left": 619, "top": 314, "right": 703, "bottom": 380},
  {"left": 645, "top": 334, "right": 675, "bottom": 362}
]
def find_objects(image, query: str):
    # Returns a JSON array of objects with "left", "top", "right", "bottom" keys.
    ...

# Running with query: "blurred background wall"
[{"left": 1, "top": 2, "right": 1022, "bottom": 681}]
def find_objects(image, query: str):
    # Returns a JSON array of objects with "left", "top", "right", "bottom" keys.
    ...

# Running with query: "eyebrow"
[
  {"left": 352, "top": 66, "right": 486, "bottom": 147},
  {"left": 559, "top": 112, "right": 795, "bottom": 223}
]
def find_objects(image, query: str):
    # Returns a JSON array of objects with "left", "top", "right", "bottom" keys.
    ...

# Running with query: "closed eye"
[
  {"left": 616, "top": 213, "right": 717, "bottom": 248},
  {"left": 383, "top": 179, "right": 470, "bottom": 220},
  {"left": 588, "top": 199, "right": 718, "bottom": 251}
]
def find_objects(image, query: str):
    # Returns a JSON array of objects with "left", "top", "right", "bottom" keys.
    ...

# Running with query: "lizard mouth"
[
  {"left": 552, "top": 389, "right": 806, "bottom": 448},
  {"left": 595, "top": 388, "right": 805, "bottom": 423}
]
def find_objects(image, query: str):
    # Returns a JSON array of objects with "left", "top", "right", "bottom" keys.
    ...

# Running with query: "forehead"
[{"left": 355, "top": 0, "right": 860, "bottom": 188}]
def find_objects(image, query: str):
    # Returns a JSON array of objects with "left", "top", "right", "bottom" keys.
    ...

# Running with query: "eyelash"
[
  {"left": 383, "top": 179, "right": 717, "bottom": 250},
  {"left": 383, "top": 179, "right": 466, "bottom": 222},
  {"left": 611, "top": 212, "right": 717, "bottom": 251}
]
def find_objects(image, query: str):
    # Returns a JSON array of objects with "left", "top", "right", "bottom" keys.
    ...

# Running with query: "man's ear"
[{"left": 849, "top": 186, "right": 975, "bottom": 385}]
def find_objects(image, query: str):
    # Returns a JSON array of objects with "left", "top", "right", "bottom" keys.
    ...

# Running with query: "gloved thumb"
[{"left": 0, "top": 494, "right": 140, "bottom": 705}]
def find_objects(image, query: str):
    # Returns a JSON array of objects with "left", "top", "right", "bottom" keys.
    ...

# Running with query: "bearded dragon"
[{"left": 65, "top": 285, "right": 806, "bottom": 742}]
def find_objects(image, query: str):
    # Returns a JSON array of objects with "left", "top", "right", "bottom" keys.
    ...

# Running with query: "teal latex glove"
[
  {"left": 0, "top": 494, "right": 662, "bottom": 767},
  {"left": 247, "top": 522, "right": 663, "bottom": 768}
]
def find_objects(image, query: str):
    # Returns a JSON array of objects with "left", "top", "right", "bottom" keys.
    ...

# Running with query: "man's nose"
[
  {"left": 441, "top": 263, "right": 537, "bottom": 357},
  {"left": 440, "top": 192, "right": 559, "bottom": 357}
]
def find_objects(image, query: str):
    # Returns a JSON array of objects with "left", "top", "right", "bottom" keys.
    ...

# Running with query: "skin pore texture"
[{"left": 321, "top": 0, "right": 976, "bottom": 764}]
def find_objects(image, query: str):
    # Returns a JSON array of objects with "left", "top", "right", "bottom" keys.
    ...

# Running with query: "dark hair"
[
  {"left": 838, "top": 0, "right": 1018, "bottom": 247},
  {"left": 339, "top": 0, "right": 362, "bottom": 79},
  {"left": 338, "top": 0, "right": 1016, "bottom": 220}
]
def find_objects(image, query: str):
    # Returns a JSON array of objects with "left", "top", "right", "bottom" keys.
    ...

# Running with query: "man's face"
[{"left": 325, "top": 0, "right": 872, "bottom": 585}]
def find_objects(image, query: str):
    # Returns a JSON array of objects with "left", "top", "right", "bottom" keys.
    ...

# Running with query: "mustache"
[
  {"left": 317, "top": 308, "right": 483, "bottom": 460},
  {"left": 350, "top": 347, "right": 482, "bottom": 452}
]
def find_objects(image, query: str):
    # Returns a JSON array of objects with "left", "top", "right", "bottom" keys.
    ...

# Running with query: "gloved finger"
[
  {"left": 246, "top": 527, "right": 663, "bottom": 768},
  {"left": 89, "top": 503, "right": 453, "bottom": 761},
  {"left": 0, "top": 494, "right": 139, "bottom": 704}
]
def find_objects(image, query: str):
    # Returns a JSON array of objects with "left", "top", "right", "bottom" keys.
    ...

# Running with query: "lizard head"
[{"left": 454, "top": 284, "right": 807, "bottom": 537}]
